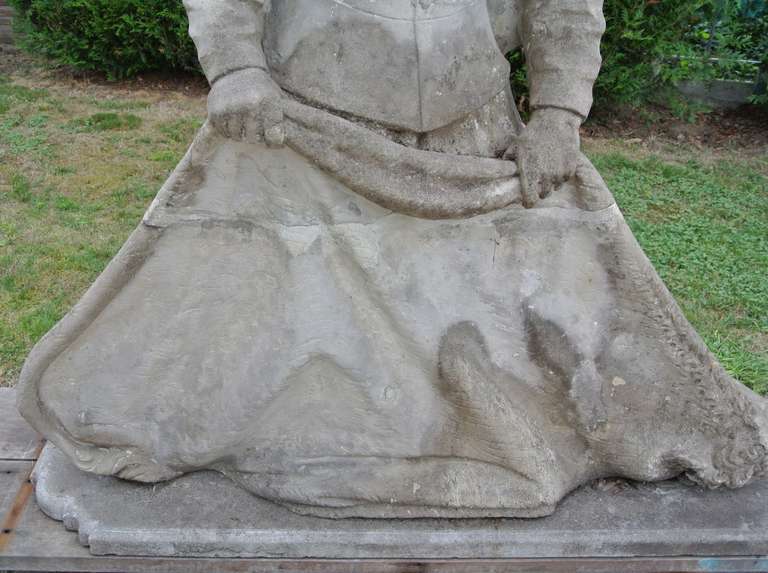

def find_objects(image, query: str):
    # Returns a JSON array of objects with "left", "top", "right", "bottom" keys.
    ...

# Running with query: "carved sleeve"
[
  {"left": 520, "top": 0, "right": 606, "bottom": 119},
  {"left": 182, "top": 0, "right": 268, "bottom": 84}
]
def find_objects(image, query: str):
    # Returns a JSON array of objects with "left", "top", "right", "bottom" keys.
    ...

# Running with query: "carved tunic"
[
  {"left": 184, "top": 0, "right": 606, "bottom": 121},
  {"left": 264, "top": 0, "right": 511, "bottom": 132}
]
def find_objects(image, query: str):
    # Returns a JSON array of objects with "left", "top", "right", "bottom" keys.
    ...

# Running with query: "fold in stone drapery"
[
  {"left": 143, "top": 97, "right": 614, "bottom": 231},
  {"left": 279, "top": 99, "right": 523, "bottom": 219},
  {"left": 17, "top": 93, "right": 768, "bottom": 521}
]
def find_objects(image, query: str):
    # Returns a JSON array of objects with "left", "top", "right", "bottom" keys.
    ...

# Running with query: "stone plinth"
[{"left": 34, "top": 445, "right": 768, "bottom": 560}]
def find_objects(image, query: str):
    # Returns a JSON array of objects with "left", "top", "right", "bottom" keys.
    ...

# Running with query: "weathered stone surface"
[
  {"left": 34, "top": 445, "right": 768, "bottom": 559},
  {"left": 264, "top": 0, "right": 511, "bottom": 133},
  {"left": 17, "top": 0, "right": 768, "bottom": 525},
  {"left": 19, "top": 124, "right": 768, "bottom": 518}
]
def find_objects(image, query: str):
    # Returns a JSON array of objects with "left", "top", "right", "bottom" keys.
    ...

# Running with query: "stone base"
[{"left": 33, "top": 445, "right": 768, "bottom": 559}]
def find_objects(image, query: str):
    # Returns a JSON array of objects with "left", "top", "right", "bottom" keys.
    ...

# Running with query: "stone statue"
[{"left": 18, "top": 0, "right": 768, "bottom": 519}]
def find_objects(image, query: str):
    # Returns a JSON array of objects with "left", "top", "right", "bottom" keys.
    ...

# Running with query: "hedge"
[{"left": 9, "top": 0, "right": 199, "bottom": 79}]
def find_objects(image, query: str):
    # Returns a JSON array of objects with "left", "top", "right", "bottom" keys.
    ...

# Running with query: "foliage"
[
  {"left": 509, "top": 0, "right": 718, "bottom": 111},
  {"left": 510, "top": 0, "right": 768, "bottom": 111},
  {"left": 722, "top": 0, "right": 768, "bottom": 104},
  {"left": 679, "top": 0, "right": 765, "bottom": 85},
  {"left": 596, "top": 0, "right": 717, "bottom": 106},
  {"left": 8, "top": 0, "right": 199, "bottom": 80}
]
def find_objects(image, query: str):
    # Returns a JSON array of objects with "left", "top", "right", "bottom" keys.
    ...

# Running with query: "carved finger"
[
  {"left": 575, "top": 159, "right": 602, "bottom": 188},
  {"left": 574, "top": 158, "right": 614, "bottom": 209},
  {"left": 261, "top": 98, "right": 283, "bottom": 128},
  {"left": 225, "top": 117, "right": 240, "bottom": 140},
  {"left": 265, "top": 124, "right": 286, "bottom": 148},
  {"left": 219, "top": 116, "right": 236, "bottom": 139},
  {"left": 540, "top": 176, "right": 555, "bottom": 199},
  {"left": 519, "top": 165, "right": 539, "bottom": 209},
  {"left": 262, "top": 101, "right": 285, "bottom": 148},
  {"left": 237, "top": 112, "right": 248, "bottom": 140},
  {"left": 503, "top": 137, "right": 520, "bottom": 161},
  {"left": 243, "top": 112, "right": 263, "bottom": 145},
  {"left": 211, "top": 116, "right": 227, "bottom": 138}
]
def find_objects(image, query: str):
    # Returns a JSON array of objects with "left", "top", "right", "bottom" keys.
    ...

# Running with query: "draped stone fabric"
[
  {"left": 18, "top": 105, "right": 768, "bottom": 518},
  {"left": 17, "top": 0, "right": 768, "bottom": 519}
]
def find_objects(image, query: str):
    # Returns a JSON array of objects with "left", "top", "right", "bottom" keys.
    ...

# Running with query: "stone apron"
[{"left": 17, "top": 1, "right": 768, "bottom": 519}]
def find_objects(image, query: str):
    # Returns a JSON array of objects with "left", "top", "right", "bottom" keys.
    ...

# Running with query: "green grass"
[
  {"left": 64, "top": 112, "right": 144, "bottom": 133},
  {"left": 0, "top": 73, "right": 766, "bottom": 394}
]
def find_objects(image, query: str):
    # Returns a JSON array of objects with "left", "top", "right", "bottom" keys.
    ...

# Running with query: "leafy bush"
[
  {"left": 718, "top": 1, "right": 768, "bottom": 105},
  {"left": 511, "top": 0, "right": 768, "bottom": 112},
  {"left": 596, "top": 0, "right": 716, "bottom": 106},
  {"left": 510, "top": 0, "right": 718, "bottom": 111},
  {"left": 8, "top": 0, "right": 200, "bottom": 79}
]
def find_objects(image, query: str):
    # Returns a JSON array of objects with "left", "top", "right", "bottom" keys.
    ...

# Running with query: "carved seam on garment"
[{"left": 332, "top": 0, "right": 477, "bottom": 22}]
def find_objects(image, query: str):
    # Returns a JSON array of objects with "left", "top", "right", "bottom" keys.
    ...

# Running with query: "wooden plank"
[
  {"left": 4, "top": 551, "right": 768, "bottom": 572},
  {"left": 0, "top": 460, "right": 35, "bottom": 558},
  {"left": 0, "top": 461, "right": 32, "bottom": 519},
  {"left": 0, "top": 389, "right": 40, "bottom": 461}
]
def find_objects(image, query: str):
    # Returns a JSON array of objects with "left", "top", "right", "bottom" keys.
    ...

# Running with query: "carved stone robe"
[{"left": 18, "top": 0, "right": 768, "bottom": 519}]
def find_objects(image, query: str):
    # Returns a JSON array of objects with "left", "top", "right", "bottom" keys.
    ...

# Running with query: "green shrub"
[
  {"left": 723, "top": 1, "right": 768, "bottom": 105},
  {"left": 510, "top": 0, "right": 717, "bottom": 111},
  {"left": 597, "top": 0, "right": 716, "bottom": 106},
  {"left": 8, "top": 0, "right": 200, "bottom": 79},
  {"left": 510, "top": 0, "right": 768, "bottom": 112}
]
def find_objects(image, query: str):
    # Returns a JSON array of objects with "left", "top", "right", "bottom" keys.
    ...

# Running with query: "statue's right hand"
[{"left": 208, "top": 68, "right": 285, "bottom": 147}]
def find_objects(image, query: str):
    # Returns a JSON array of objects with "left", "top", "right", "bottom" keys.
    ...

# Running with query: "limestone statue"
[{"left": 18, "top": 0, "right": 768, "bottom": 519}]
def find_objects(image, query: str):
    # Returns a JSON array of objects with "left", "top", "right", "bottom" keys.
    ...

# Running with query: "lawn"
[{"left": 1, "top": 72, "right": 766, "bottom": 393}]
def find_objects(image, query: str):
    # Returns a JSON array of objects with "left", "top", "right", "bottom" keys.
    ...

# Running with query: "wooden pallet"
[{"left": 0, "top": 387, "right": 766, "bottom": 573}]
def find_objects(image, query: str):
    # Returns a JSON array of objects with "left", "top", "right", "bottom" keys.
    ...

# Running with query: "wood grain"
[{"left": 0, "top": 389, "right": 40, "bottom": 461}]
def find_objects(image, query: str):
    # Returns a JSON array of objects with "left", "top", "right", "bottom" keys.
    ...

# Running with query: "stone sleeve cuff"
[
  {"left": 185, "top": 0, "right": 267, "bottom": 84},
  {"left": 528, "top": 71, "right": 598, "bottom": 119}
]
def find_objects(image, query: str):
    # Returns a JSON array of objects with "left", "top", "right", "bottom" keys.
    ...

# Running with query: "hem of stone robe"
[{"left": 16, "top": 114, "right": 768, "bottom": 519}]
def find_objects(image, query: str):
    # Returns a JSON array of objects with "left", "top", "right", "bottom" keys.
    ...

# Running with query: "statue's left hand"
[
  {"left": 208, "top": 67, "right": 285, "bottom": 147},
  {"left": 504, "top": 108, "right": 583, "bottom": 208}
]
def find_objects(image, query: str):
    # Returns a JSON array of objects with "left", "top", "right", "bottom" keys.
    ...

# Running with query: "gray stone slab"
[
  {"left": 31, "top": 445, "right": 768, "bottom": 560},
  {"left": 678, "top": 79, "right": 759, "bottom": 110},
  {"left": 0, "top": 389, "right": 40, "bottom": 461},
  {"left": 5, "top": 496, "right": 767, "bottom": 573}
]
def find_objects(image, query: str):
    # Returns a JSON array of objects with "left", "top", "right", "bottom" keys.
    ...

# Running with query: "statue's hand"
[
  {"left": 208, "top": 68, "right": 285, "bottom": 147},
  {"left": 505, "top": 108, "right": 582, "bottom": 208}
]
